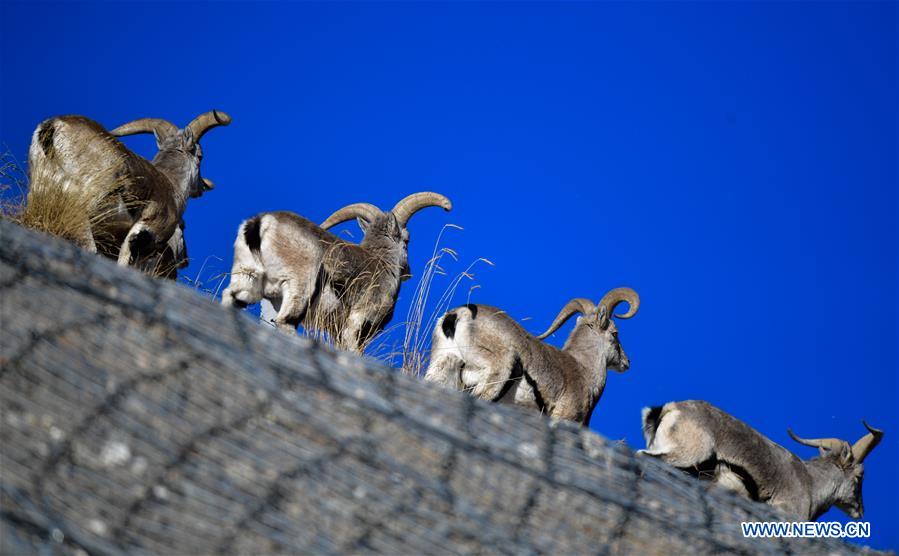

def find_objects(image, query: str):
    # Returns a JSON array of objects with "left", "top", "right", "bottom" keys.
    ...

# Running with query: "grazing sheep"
[
  {"left": 424, "top": 288, "right": 640, "bottom": 425},
  {"left": 638, "top": 400, "right": 884, "bottom": 520},
  {"left": 26, "top": 111, "right": 230, "bottom": 271},
  {"left": 222, "top": 192, "right": 452, "bottom": 352}
]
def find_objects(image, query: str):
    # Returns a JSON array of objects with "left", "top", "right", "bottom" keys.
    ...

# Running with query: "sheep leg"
[
  {"left": 117, "top": 235, "right": 134, "bottom": 266},
  {"left": 273, "top": 281, "right": 311, "bottom": 335},
  {"left": 339, "top": 312, "right": 368, "bottom": 353},
  {"left": 80, "top": 222, "right": 98, "bottom": 253},
  {"left": 222, "top": 226, "right": 265, "bottom": 308},
  {"left": 712, "top": 463, "right": 751, "bottom": 498},
  {"left": 222, "top": 270, "right": 265, "bottom": 309},
  {"left": 222, "top": 288, "right": 251, "bottom": 308},
  {"left": 423, "top": 314, "right": 465, "bottom": 385},
  {"left": 221, "top": 289, "right": 238, "bottom": 307},
  {"left": 117, "top": 222, "right": 154, "bottom": 266},
  {"left": 423, "top": 352, "right": 464, "bottom": 388},
  {"left": 463, "top": 351, "right": 517, "bottom": 403}
]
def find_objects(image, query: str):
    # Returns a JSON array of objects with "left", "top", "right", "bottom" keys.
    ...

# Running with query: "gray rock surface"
[{"left": 0, "top": 220, "right": 876, "bottom": 555}]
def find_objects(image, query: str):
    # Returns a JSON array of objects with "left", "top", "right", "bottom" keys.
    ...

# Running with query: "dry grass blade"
[
  {"left": 182, "top": 256, "right": 232, "bottom": 299},
  {"left": 0, "top": 144, "right": 192, "bottom": 280},
  {"left": 1, "top": 143, "right": 141, "bottom": 254},
  {"left": 294, "top": 242, "right": 399, "bottom": 352},
  {"left": 0, "top": 147, "right": 28, "bottom": 206},
  {"left": 366, "top": 224, "right": 494, "bottom": 377}
]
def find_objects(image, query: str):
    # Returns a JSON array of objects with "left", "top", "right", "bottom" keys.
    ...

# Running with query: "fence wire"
[{"left": 0, "top": 220, "right": 878, "bottom": 556}]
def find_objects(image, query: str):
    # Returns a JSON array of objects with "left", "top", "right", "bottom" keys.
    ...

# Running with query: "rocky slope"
[{"left": 0, "top": 220, "right": 875, "bottom": 555}]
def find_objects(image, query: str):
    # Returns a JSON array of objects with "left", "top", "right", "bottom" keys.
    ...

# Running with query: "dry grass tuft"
[
  {"left": 181, "top": 255, "right": 230, "bottom": 296},
  {"left": 301, "top": 243, "right": 399, "bottom": 352},
  {"left": 1, "top": 147, "right": 138, "bottom": 255},
  {"left": 134, "top": 243, "right": 188, "bottom": 281},
  {"left": 0, "top": 149, "right": 28, "bottom": 220},
  {"left": 368, "top": 224, "right": 494, "bottom": 376},
  {"left": 247, "top": 223, "right": 493, "bottom": 368}
]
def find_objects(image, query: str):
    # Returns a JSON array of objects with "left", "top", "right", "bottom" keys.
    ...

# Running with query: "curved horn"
[
  {"left": 597, "top": 287, "right": 640, "bottom": 319},
  {"left": 536, "top": 298, "right": 595, "bottom": 340},
  {"left": 391, "top": 192, "right": 452, "bottom": 227},
  {"left": 110, "top": 118, "right": 178, "bottom": 138},
  {"left": 787, "top": 429, "right": 847, "bottom": 453},
  {"left": 321, "top": 203, "right": 382, "bottom": 230},
  {"left": 185, "top": 110, "right": 232, "bottom": 144},
  {"left": 851, "top": 421, "right": 884, "bottom": 464}
]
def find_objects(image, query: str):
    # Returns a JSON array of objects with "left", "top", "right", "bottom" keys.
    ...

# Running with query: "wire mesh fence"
[{"left": 0, "top": 220, "right": 879, "bottom": 555}]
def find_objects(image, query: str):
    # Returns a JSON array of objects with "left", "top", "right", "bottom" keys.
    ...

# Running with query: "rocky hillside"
[{"left": 0, "top": 220, "right": 876, "bottom": 555}]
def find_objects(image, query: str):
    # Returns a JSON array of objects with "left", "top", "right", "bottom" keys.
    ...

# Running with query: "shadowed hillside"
[{"left": 0, "top": 220, "right": 880, "bottom": 555}]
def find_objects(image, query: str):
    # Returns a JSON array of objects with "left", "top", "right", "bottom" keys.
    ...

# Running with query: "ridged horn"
[
  {"left": 536, "top": 298, "right": 595, "bottom": 340},
  {"left": 321, "top": 203, "right": 382, "bottom": 230},
  {"left": 787, "top": 429, "right": 848, "bottom": 454},
  {"left": 185, "top": 110, "right": 232, "bottom": 144},
  {"left": 391, "top": 192, "right": 452, "bottom": 227},
  {"left": 597, "top": 287, "right": 640, "bottom": 319},
  {"left": 851, "top": 421, "right": 884, "bottom": 464},
  {"left": 110, "top": 118, "right": 178, "bottom": 138}
]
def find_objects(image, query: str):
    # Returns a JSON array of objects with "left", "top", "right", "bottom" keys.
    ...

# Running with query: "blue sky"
[{"left": 1, "top": 1, "right": 896, "bottom": 548}]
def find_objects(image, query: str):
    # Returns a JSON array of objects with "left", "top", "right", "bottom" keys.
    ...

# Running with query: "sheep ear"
[
  {"left": 153, "top": 129, "right": 165, "bottom": 150},
  {"left": 597, "top": 306, "right": 609, "bottom": 328},
  {"left": 841, "top": 445, "right": 853, "bottom": 465},
  {"left": 356, "top": 217, "right": 371, "bottom": 233},
  {"left": 181, "top": 128, "right": 195, "bottom": 149}
]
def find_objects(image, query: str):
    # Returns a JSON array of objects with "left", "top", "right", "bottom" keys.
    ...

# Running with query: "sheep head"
[
  {"left": 320, "top": 192, "right": 452, "bottom": 280},
  {"left": 111, "top": 110, "right": 232, "bottom": 199},
  {"left": 788, "top": 421, "right": 884, "bottom": 519},
  {"left": 536, "top": 287, "right": 640, "bottom": 372}
]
